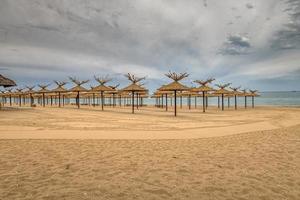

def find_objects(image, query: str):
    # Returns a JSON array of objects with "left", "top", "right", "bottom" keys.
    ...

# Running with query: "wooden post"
[
  {"left": 235, "top": 95, "right": 237, "bottom": 110},
  {"left": 165, "top": 93, "right": 168, "bottom": 111},
  {"left": 77, "top": 91, "right": 80, "bottom": 109},
  {"left": 202, "top": 91, "right": 205, "bottom": 113},
  {"left": 132, "top": 91, "right": 134, "bottom": 114},
  {"left": 174, "top": 90, "right": 177, "bottom": 116},
  {"left": 101, "top": 91, "right": 104, "bottom": 111},
  {"left": 222, "top": 93, "right": 224, "bottom": 111}
]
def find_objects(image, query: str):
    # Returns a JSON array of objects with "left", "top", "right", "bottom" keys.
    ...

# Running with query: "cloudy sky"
[{"left": 0, "top": 0, "right": 299, "bottom": 91}]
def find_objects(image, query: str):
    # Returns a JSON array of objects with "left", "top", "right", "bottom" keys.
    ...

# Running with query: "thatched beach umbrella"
[
  {"left": 37, "top": 84, "right": 50, "bottom": 107},
  {"left": 52, "top": 81, "right": 67, "bottom": 107},
  {"left": 193, "top": 78, "right": 215, "bottom": 112},
  {"left": 156, "top": 89, "right": 174, "bottom": 111},
  {"left": 160, "top": 72, "right": 189, "bottom": 116},
  {"left": 93, "top": 75, "right": 114, "bottom": 111},
  {"left": 249, "top": 90, "right": 259, "bottom": 108},
  {"left": 5, "top": 88, "right": 13, "bottom": 106},
  {"left": 241, "top": 89, "right": 250, "bottom": 109},
  {"left": 214, "top": 83, "right": 231, "bottom": 111},
  {"left": 69, "top": 77, "right": 89, "bottom": 109},
  {"left": 108, "top": 84, "right": 120, "bottom": 107},
  {"left": 121, "top": 73, "right": 146, "bottom": 114},
  {"left": 229, "top": 86, "right": 242, "bottom": 110},
  {"left": 0, "top": 74, "right": 16, "bottom": 88},
  {"left": 15, "top": 88, "right": 24, "bottom": 107},
  {"left": 25, "top": 86, "right": 35, "bottom": 107}
]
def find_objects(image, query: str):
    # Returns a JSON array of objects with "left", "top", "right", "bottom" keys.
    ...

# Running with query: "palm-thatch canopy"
[
  {"left": 122, "top": 83, "right": 147, "bottom": 92},
  {"left": 121, "top": 73, "right": 147, "bottom": 92},
  {"left": 93, "top": 75, "right": 114, "bottom": 92},
  {"left": 24, "top": 86, "right": 35, "bottom": 94},
  {"left": 159, "top": 81, "right": 189, "bottom": 91},
  {"left": 52, "top": 81, "right": 68, "bottom": 93},
  {"left": 249, "top": 90, "right": 259, "bottom": 97},
  {"left": 192, "top": 78, "right": 215, "bottom": 92},
  {"left": 230, "top": 86, "right": 242, "bottom": 95},
  {"left": 37, "top": 84, "right": 51, "bottom": 93},
  {"left": 0, "top": 74, "right": 16, "bottom": 88},
  {"left": 214, "top": 83, "right": 231, "bottom": 94},
  {"left": 68, "top": 77, "right": 88, "bottom": 92},
  {"left": 160, "top": 72, "right": 189, "bottom": 91}
]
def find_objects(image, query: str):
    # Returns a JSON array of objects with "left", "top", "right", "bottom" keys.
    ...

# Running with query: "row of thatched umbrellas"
[
  {"left": 0, "top": 72, "right": 258, "bottom": 116},
  {"left": 152, "top": 72, "right": 258, "bottom": 116}
]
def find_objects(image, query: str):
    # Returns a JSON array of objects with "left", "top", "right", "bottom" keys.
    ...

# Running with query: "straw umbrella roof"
[
  {"left": 192, "top": 85, "right": 215, "bottom": 92},
  {"left": 69, "top": 85, "right": 88, "bottom": 92},
  {"left": 92, "top": 75, "right": 114, "bottom": 92},
  {"left": 0, "top": 74, "right": 16, "bottom": 88},
  {"left": 52, "top": 81, "right": 68, "bottom": 93},
  {"left": 192, "top": 78, "right": 215, "bottom": 92},
  {"left": 240, "top": 89, "right": 252, "bottom": 96},
  {"left": 37, "top": 84, "right": 51, "bottom": 93},
  {"left": 107, "top": 84, "right": 120, "bottom": 94},
  {"left": 121, "top": 73, "right": 147, "bottom": 92},
  {"left": 214, "top": 83, "right": 231, "bottom": 94},
  {"left": 68, "top": 77, "right": 88, "bottom": 92},
  {"left": 121, "top": 83, "right": 147, "bottom": 91},
  {"left": 249, "top": 90, "right": 259, "bottom": 97},
  {"left": 24, "top": 86, "right": 35, "bottom": 95},
  {"left": 159, "top": 72, "right": 190, "bottom": 91},
  {"left": 159, "top": 81, "right": 189, "bottom": 91},
  {"left": 230, "top": 86, "right": 243, "bottom": 95},
  {"left": 92, "top": 84, "right": 113, "bottom": 91},
  {"left": 15, "top": 88, "right": 24, "bottom": 95}
]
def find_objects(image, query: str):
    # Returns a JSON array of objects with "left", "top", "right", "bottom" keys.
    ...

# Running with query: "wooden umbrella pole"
[
  {"left": 165, "top": 93, "right": 168, "bottom": 111},
  {"left": 19, "top": 95, "right": 21, "bottom": 107},
  {"left": 43, "top": 93, "right": 45, "bottom": 107},
  {"left": 188, "top": 95, "right": 191, "bottom": 110},
  {"left": 113, "top": 93, "right": 115, "bottom": 107},
  {"left": 218, "top": 96, "right": 220, "bottom": 108},
  {"left": 194, "top": 96, "right": 196, "bottom": 108},
  {"left": 252, "top": 96, "right": 254, "bottom": 108},
  {"left": 9, "top": 95, "right": 12, "bottom": 106},
  {"left": 132, "top": 91, "right": 134, "bottom": 114},
  {"left": 101, "top": 91, "right": 104, "bottom": 110},
  {"left": 58, "top": 92, "right": 61, "bottom": 107},
  {"left": 206, "top": 96, "right": 208, "bottom": 108},
  {"left": 222, "top": 93, "right": 224, "bottom": 111},
  {"left": 174, "top": 90, "right": 177, "bottom": 116},
  {"left": 235, "top": 95, "right": 237, "bottom": 110},
  {"left": 245, "top": 96, "right": 247, "bottom": 109},
  {"left": 77, "top": 91, "right": 80, "bottom": 109},
  {"left": 202, "top": 91, "right": 205, "bottom": 113},
  {"left": 93, "top": 93, "right": 95, "bottom": 107},
  {"left": 136, "top": 93, "right": 139, "bottom": 109},
  {"left": 228, "top": 97, "right": 230, "bottom": 108}
]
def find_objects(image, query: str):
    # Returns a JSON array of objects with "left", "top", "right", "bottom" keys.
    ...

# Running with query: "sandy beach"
[{"left": 0, "top": 106, "right": 300, "bottom": 200}]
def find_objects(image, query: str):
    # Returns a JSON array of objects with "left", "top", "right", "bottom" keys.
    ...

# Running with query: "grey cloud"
[
  {"left": 246, "top": 3, "right": 254, "bottom": 9},
  {"left": 271, "top": 0, "right": 300, "bottom": 50},
  {"left": 218, "top": 35, "right": 251, "bottom": 55}
]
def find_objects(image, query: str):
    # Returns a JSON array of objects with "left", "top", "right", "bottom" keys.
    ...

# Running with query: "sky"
[{"left": 0, "top": 0, "right": 299, "bottom": 92}]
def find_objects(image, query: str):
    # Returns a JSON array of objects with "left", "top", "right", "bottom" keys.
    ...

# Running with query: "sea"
[{"left": 144, "top": 91, "right": 300, "bottom": 107}]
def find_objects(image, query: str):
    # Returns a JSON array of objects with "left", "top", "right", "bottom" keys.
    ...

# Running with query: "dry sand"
[
  {"left": 0, "top": 106, "right": 300, "bottom": 139},
  {"left": 0, "top": 106, "right": 300, "bottom": 199}
]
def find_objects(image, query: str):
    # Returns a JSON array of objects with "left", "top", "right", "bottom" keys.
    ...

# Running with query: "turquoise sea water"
[{"left": 144, "top": 91, "right": 300, "bottom": 107}]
